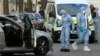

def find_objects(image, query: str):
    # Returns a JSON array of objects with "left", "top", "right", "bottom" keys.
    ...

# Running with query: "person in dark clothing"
[
  {"left": 39, "top": 7, "right": 46, "bottom": 31},
  {"left": 39, "top": 7, "right": 45, "bottom": 19},
  {"left": 90, "top": 5, "right": 96, "bottom": 18},
  {"left": 90, "top": 4, "right": 99, "bottom": 43}
]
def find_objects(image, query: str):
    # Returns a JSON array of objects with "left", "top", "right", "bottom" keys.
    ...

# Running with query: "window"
[
  {"left": 52, "top": 5, "right": 56, "bottom": 18},
  {"left": 57, "top": 4, "right": 89, "bottom": 16},
  {"left": 0, "top": 18, "right": 12, "bottom": 26},
  {"left": 0, "top": 18, "right": 20, "bottom": 29},
  {"left": 47, "top": 4, "right": 52, "bottom": 15},
  {"left": 47, "top": 4, "right": 56, "bottom": 18}
]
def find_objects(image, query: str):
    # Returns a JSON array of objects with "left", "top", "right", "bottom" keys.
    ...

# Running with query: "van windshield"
[{"left": 57, "top": 4, "right": 88, "bottom": 16}]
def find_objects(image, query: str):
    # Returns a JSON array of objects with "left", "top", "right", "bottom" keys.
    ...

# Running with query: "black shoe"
[
  {"left": 64, "top": 49, "right": 70, "bottom": 52},
  {"left": 60, "top": 49, "right": 65, "bottom": 52},
  {"left": 60, "top": 49, "right": 70, "bottom": 52}
]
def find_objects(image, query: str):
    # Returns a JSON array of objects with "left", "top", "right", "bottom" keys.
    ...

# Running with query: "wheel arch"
[{"left": 37, "top": 36, "right": 53, "bottom": 51}]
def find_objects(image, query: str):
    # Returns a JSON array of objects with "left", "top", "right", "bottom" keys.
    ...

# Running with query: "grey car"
[{"left": 0, "top": 15, "right": 53, "bottom": 56}]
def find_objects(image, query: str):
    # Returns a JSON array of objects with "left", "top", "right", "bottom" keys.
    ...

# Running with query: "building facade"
[
  {"left": 0, "top": 0, "right": 3, "bottom": 15},
  {"left": 1, "top": 0, "right": 99, "bottom": 15},
  {"left": 0, "top": 0, "right": 37, "bottom": 15}
]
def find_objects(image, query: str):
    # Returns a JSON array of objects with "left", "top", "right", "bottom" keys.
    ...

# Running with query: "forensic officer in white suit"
[
  {"left": 59, "top": 10, "right": 74, "bottom": 52},
  {"left": 72, "top": 7, "right": 91, "bottom": 51}
]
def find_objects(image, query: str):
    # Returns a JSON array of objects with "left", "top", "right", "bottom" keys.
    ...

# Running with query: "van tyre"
[
  {"left": 89, "top": 31, "right": 97, "bottom": 43},
  {"left": 52, "top": 29, "right": 57, "bottom": 43},
  {"left": 34, "top": 38, "right": 49, "bottom": 56}
]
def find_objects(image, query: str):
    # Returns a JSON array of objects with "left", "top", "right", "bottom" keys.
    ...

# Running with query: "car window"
[
  {"left": 0, "top": 18, "right": 11, "bottom": 25},
  {"left": 0, "top": 17, "right": 20, "bottom": 29},
  {"left": 27, "top": 13, "right": 35, "bottom": 20},
  {"left": 7, "top": 16, "right": 17, "bottom": 21},
  {"left": 57, "top": 4, "right": 88, "bottom": 16},
  {"left": 19, "top": 13, "right": 24, "bottom": 20},
  {"left": 34, "top": 13, "right": 42, "bottom": 20}
]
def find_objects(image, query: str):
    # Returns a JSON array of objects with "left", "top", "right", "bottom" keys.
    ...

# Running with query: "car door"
[
  {"left": 0, "top": 16, "right": 24, "bottom": 47},
  {"left": 22, "top": 15, "right": 33, "bottom": 48},
  {"left": 0, "top": 24, "right": 6, "bottom": 49}
]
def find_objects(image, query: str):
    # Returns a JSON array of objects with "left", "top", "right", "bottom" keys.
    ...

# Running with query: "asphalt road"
[
  {"left": 0, "top": 43, "right": 100, "bottom": 56},
  {"left": 48, "top": 43, "right": 100, "bottom": 56}
]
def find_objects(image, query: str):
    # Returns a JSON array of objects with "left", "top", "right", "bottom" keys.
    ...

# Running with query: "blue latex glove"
[
  {"left": 71, "top": 30, "right": 74, "bottom": 33},
  {"left": 79, "top": 27, "right": 84, "bottom": 32},
  {"left": 88, "top": 26, "right": 92, "bottom": 31}
]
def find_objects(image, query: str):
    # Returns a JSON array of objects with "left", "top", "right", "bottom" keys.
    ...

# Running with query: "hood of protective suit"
[
  {"left": 80, "top": 7, "right": 85, "bottom": 13},
  {"left": 60, "top": 10, "right": 67, "bottom": 16}
]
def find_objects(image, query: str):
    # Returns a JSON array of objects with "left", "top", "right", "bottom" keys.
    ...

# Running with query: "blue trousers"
[
  {"left": 76, "top": 28, "right": 89, "bottom": 46},
  {"left": 60, "top": 27, "right": 70, "bottom": 49}
]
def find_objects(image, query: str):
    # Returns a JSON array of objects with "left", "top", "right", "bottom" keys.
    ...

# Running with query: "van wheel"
[
  {"left": 34, "top": 38, "right": 49, "bottom": 56},
  {"left": 1, "top": 53, "right": 13, "bottom": 56},
  {"left": 89, "top": 31, "right": 97, "bottom": 43},
  {"left": 52, "top": 29, "right": 57, "bottom": 43}
]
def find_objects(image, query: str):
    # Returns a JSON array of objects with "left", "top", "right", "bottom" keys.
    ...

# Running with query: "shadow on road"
[
  {"left": 13, "top": 54, "right": 53, "bottom": 56},
  {"left": 13, "top": 55, "right": 50, "bottom": 56}
]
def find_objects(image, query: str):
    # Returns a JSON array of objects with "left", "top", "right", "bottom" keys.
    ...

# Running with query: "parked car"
[
  {"left": 6, "top": 14, "right": 22, "bottom": 24},
  {"left": 0, "top": 15, "right": 53, "bottom": 56},
  {"left": 24, "top": 13, "right": 46, "bottom": 31}
]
